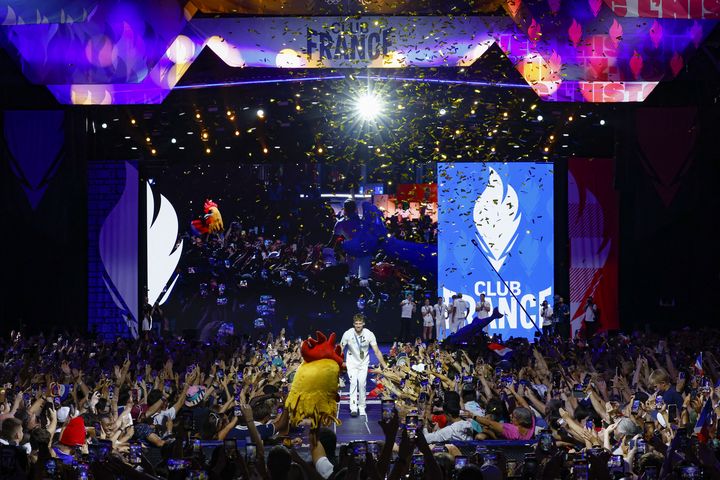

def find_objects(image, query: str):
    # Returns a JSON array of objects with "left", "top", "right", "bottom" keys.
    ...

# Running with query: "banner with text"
[{"left": 438, "top": 162, "right": 554, "bottom": 341}]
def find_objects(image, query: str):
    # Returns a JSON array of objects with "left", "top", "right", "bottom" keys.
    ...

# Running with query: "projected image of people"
[{"left": 145, "top": 162, "right": 437, "bottom": 343}]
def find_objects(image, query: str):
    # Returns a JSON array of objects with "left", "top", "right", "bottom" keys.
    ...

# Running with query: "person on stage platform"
[
  {"left": 399, "top": 294, "right": 416, "bottom": 341},
  {"left": 421, "top": 298, "right": 434, "bottom": 342},
  {"left": 434, "top": 296, "right": 448, "bottom": 341},
  {"left": 449, "top": 294, "right": 469, "bottom": 334},
  {"left": 540, "top": 299, "right": 554, "bottom": 336},
  {"left": 340, "top": 314, "right": 387, "bottom": 418},
  {"left": 473, "top": 293, "right": 491, "bottom": 324},
  {"left": 553, "top": 295, "right": 570, "bottom": 338}
]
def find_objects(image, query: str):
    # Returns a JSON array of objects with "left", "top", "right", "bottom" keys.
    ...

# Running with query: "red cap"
[{"left": 60, "top": 416, "right": 86, "bottom": 447}]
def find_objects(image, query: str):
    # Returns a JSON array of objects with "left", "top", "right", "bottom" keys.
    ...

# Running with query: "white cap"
[{"left": 57, "top": 406, "right": 71, "bottom": 423}]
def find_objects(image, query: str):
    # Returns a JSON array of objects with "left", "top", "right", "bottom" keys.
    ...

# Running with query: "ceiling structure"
[{"left": 1, "top": 0, "right": 718, "bottom": 105}]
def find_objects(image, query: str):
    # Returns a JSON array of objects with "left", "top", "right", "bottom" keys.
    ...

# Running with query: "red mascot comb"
[
  {"left": 301, "top": 331, "right": 344, "bottom": 368},
  {"left": 204, "top": 199, "right": 218, "bottom": 212}
]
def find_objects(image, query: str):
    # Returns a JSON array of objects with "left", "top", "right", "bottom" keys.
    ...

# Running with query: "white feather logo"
[
  {"left": 146, "top": 182, "right": 183, "bottom": 306},
  {"left": 473, "top": 168, "right": 522, "bottom": 272}
]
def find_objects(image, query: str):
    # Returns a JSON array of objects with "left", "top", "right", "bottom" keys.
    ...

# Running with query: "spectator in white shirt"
[{"left": 424, "top": 405, "right": 474, "bottom": 443}]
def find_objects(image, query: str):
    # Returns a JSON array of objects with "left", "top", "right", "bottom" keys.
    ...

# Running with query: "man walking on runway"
[{"left": 340, "top": 314, "right": 387, "bottom": 418}]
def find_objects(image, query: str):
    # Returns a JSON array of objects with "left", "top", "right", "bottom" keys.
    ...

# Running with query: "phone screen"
[
  {"left": 631, "top": 399, "right": 641, "bottom": 414},
  {"left": 454, "top": 456, "right": 468, "bottom": 469},
  {"left": 246, "top": 444, "right": 257, "bottom": 463},
  {"left": 412, "top": 454, "right": 425, "bottom": 475},
  {"left": 680, "top": 465, "right": 702, "bottom": 479},
  {"left": 573, "top": 384, "right": 585, "bottom": 398},
  {"left": 368, "top": 442, "right": 379, "bottom": 459},
  {"left": 539, "top": 431, "right": 553, "bottom": 452},
  {"left": 381, "top": 400, "right": 394, "bottom": 421},
  {"left": 406, "top": 415, "right": 419, "bottom": 439},
  {"left": 168, "top": 459, "right": 191, "bottom": 471},
  {"left": 668, "top": 405, "right": 678, "bottom": 423},
  {"left": 573, "top": 461, "right": 589, "bottom": 480},
  {"left": 129, "top": 443, "right": 142, "bottom": 465},
  {"left": 351, "top": 441, "right": 367, "bottom": 463}
]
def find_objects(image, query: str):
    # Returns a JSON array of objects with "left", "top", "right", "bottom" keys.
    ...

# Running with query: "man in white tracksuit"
[{"left": 340, "top": 314, "right": 388, "bottom": 418}]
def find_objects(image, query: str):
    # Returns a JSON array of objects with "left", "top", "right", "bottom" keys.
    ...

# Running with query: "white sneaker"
[{"left": 359, "top": 408, "right": 367, "bottom": 417}]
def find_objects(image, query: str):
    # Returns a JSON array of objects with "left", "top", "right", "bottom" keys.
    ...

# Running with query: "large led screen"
[{"left": 438, "top": 162, "right": 553, "bottom": 341}]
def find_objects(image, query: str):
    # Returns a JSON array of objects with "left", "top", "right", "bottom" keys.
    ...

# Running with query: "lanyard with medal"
[{"left": 355, "top": 333, "right": 365, "bottom": 360}]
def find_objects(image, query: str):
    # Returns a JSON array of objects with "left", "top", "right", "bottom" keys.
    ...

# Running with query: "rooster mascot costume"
[
  {"left": 191, "top": 199, "right": 224, "bottom": 235},
  {"left": 285, "top": 331, "right": 345, "bottom": 428}
]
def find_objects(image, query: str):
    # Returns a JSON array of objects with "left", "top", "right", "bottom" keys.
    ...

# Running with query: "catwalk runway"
[{"left": 332, "top": 342, "right": 390, "bottom": 441}]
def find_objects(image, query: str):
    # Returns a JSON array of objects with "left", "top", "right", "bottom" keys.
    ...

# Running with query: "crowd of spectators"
[{"left": 2, "top": 325, "right": 720, "bottom": 479}]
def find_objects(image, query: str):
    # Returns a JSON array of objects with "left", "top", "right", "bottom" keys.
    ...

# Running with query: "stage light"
[
  {"left": 355, "top": 92, "right": 384, "bottom": 121},
  {"left": 235, "top": 130, "right": 240, "bottom": 136},
  {"left": 491, "top": 147, "right": 496, "bottom": 152},
  {"left": 600, "top": 119, "right": 606, "bottom": 125},
  {"left": 503, "top": 112, "right": 508, "bottom": 117},
  {"left": 537, "top": 115, "right": 543, "bottom": 121},
  {"left": 171, "top": 138, "right": 177, "bottom": 144},
  {"left": 317, "top": 147, "right": 323, "bottom": 154},
  {"left": 263, "top": 147, "right": 268, "bottom": 154},
  {"left": 530, "top": 104, "right": 537, "bottom": 110},
  {"left": 568, "top": 115, "right": 574, "bottom": 121},
  {"left": 146, "top": 137, "right": 151, "bottom": 143},
  {"left": 202, "top": 132, "right": 208, "bottom": 139},
  {"left": 151, "top": 148, "right": 157, "bottom": 155},
  {"left": 226, "top": 110, "right": 232, "bottom": 116},
  {"left": 550, "top": 135, "right": 555, "bottom": 140},
  {"left": 196, "top": 113, "right": 201, "bottom": 119},
  {"left": 439, "top": 108, "right": 447, "bottom": 116},
  {"left": 101, "top": 123, "right": 107, "bottom": 129},
  {"left": 205, "top": 147, "right": 211, "bottom": 154},
  {"left": 544, "top": 146, "right": 549, "bottom": 152},
  {"left": 130, "top": 119, "right": 136, "bottom": 125},
  {"left": 257, "top": 109, "right": 265, "bottom": 119}
]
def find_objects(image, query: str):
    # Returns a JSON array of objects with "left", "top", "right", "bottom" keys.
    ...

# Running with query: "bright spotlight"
[
  {"left": 600, "top": 119, "right": 606, "bottom": 125},
  {"left": 439, "top": 108, "right": 447, "bottom": 116},
  {"left": 355, "top": 92, "right": 383, "bottom": 121},
  {"left": 537, "top": 115, "right": 543, "bottom": 121},
  {"left": 257, "top": 109, "right": 265, "bottom": 119}
]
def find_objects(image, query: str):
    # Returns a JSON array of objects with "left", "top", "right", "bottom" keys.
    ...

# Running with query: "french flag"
[
  {"left": 695, "top": 352, "right": 704, "bottom": 376},
  {"left": 694, "top": 398, "right": 713, "bottom": 443},
  {"left": 488, "top": 342, "right": 513, "bottom": 357}
]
